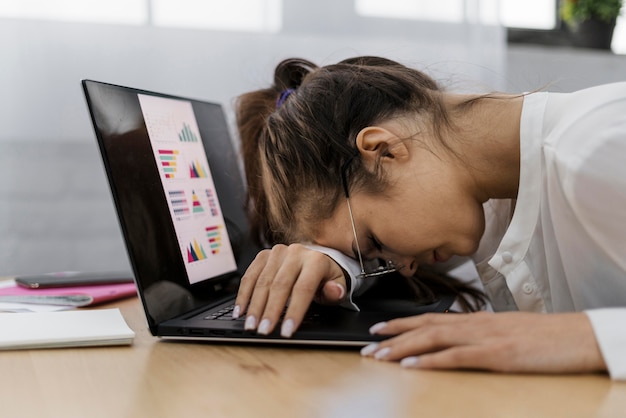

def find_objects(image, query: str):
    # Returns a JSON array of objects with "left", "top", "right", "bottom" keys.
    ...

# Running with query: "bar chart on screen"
[
  {"left": 206, "top": 225, "right": 223, "bottom": 255},
  {"left": 158, "top": 149, "right": 180, "bottom": 179},
  {"left": 191, "top": 190, "right": 204, "bottom": 214},
  {"left": 187, "top": 239, "right": 208, "bottom": 263},
  {"left": 189, "top": 160, "right": 208, "bottom": 178},
  {"left": 178, "top": 122, "right": 199, "bottom": 142}
]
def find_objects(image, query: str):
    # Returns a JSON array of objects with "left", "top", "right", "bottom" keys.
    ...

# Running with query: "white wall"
[
  {"left": 0, "top": 13, "right": 505, "bottom": 276},
  {"left": 0, "top": 18, "right": 505, "bottom": 144}
]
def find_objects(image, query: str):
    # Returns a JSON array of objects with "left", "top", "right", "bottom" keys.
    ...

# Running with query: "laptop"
[{"left": 82, "top": 80, "right": 454, "bottom": 346}]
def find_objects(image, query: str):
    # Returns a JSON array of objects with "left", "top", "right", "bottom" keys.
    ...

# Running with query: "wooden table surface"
[{"left": 1, "top": 296, "right": 625, "bottom": 418}]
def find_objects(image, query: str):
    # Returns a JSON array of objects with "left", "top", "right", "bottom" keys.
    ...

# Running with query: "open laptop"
[{"left": 82, "top": 80, "right": 454, "bottom": 346}]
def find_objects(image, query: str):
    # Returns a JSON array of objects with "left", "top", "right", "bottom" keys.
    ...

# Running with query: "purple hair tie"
[{"left": 276, "top": 88, "right": 295, "bottom": 108}]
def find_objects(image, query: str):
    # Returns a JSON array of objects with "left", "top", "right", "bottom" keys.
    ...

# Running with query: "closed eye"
[{"left": 368, "top": 234, "right": 383, "bottom": 252}]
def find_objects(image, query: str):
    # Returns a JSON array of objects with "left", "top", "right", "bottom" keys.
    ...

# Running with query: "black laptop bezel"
[{"left": 82, "top": 80, "right": 261, "bottom": 334}]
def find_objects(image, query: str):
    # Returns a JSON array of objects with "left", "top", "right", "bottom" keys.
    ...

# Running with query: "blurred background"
[{"left": 1, "top": 0, "right": 625, "bottom": 276}]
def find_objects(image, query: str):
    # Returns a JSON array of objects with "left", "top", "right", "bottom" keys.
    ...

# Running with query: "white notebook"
[{"left": 0, "top": 308, "right": 135, "bottom": 349}]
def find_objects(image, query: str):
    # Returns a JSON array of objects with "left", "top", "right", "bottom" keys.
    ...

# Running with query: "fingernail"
[
  {"left": 369, "top": 321, "right": 387, "bottom": 334},
  {"left": 232, "top": 305, "right": 241, "bottom": 319},
  {"left": 360, "top": 343, "right": 379, "bottom": 356},
  {"left": 374, "top": 347, "right": 391, "bottom": 360},
  {"left": 281, "top": 318, "right": 295, "bottom": 338},
  {"left": 335, "top": 283, "right": 346, "bottom": 299},
  {"left": 257, "top": 318, "right": 271, "bottom": 335},
  {"left": 401, "top": 356, "right": 420, "bottom": 368},
  {"left": 244, "top": 315, "right": 257, "bottom": 330}
]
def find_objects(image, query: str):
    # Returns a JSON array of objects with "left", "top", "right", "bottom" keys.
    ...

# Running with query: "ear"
[{"left": 355, "top": 126, "right": 409, "bottom": 164}]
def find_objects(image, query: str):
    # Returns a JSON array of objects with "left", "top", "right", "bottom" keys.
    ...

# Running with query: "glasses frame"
[{"left": 340, "top": 155, "right": 397, "bottom": 280}]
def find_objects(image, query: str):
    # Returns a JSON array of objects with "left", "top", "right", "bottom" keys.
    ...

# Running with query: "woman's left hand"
[{"left": 361, "top": 311, "right": 607, "bottom": 374}]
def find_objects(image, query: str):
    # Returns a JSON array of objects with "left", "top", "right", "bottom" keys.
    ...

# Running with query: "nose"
[{"left": 396, "top": 256, "right": 418, "bottom": 278}]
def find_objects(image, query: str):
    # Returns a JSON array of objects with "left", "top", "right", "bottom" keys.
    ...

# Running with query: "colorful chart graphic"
[
  {"left": 191, "top": 190, "right": 204, "bottom": 213},
  {"left": 179, "top": 123, "right": 199, "bottom": 142},
  {"left": 189, "top": 160, "right": 208, "bottom": 178},
  {"left": 206, "top": 225, "right": 223, "bottom": 254},
  {"left": 158, "top": 149, "right": 179, "bottom": 178},
  {"left": 206, "top": 189, "right": 218, "bottom": 216},
  {"left": 168, "top": 190, "right": 189, "bottom": 216},
  {"left": 187, "top": 239, "right": 208, "bottom": 263}
]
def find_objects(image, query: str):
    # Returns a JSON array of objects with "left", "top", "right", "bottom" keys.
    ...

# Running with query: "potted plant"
[{"left": 560, "top": 0, "right": 624, "bottom": 50}]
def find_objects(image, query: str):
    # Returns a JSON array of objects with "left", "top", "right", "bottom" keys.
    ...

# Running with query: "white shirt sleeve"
[
  {"left": 303, "top": 244, "right": 374, "bottom": 311},
  {"left": 584, "top": 309, "right": 626, "bottom": 380}
]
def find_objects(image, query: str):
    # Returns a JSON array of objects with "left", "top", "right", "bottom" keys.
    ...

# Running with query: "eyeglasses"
[{"left": 341, "top": 155, "right": 397, "bottom": 280}]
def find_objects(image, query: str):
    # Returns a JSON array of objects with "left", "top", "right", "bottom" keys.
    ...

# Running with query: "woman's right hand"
[{"left": 233, "top": 243, "right": 348, "bottom": 338}]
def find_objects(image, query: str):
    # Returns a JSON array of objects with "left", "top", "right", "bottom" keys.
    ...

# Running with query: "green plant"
[{"left": 560, "top": 0, "right": 623, "bottom": 24}]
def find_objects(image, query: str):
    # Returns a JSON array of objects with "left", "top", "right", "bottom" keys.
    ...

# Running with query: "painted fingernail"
[
  {"left": 335, "top": 283, "right": 346, "bottom": 299},
  {"left": 232, "top": 305, "right": 241, "bottom": 319},
  {"left": 257, "top": 318, "right": 271, "bottom": 335},
  {"left": 369, "top": 322, "right": 387, "bottom": 334},
  {"left": 281, "top": 318, "right": 295, "bottom": 338},
  {"left": 374, "top": 347, "right": 391, "bottom": 360},
  {"left": 400, "top": 356, "right": 420, "bottom": 368},
  {"left": 244, "top": 315, "right": 257, "bottom": 330},
  {"left": 360, "top": 343, "right": 379, "bottom": 356}
]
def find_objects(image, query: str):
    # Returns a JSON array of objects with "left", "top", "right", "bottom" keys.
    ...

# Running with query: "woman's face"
[{"left": 313, "top": 132, "right": 486, "bottom": 277}]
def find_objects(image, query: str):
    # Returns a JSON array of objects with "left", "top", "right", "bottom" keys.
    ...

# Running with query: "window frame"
[{"left": 506, "top": 0, "right": 617, "bottom": 48}]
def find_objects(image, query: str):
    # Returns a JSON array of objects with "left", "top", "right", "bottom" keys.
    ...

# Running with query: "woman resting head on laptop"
[{"left": 233, "top": 56, "right": 626, "bottom": 380}]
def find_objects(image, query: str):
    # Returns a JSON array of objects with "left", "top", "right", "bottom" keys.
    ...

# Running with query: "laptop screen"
[
  {"left": 83, "top": 80, "right": 260, "bottom": 327},
  {"left": 137, "top": 94, "right": 237, "bottom": 284}
]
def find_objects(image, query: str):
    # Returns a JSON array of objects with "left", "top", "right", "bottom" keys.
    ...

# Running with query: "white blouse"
[
  {"left": 309, "top": 82, "right": 626, "bottom": 380},
  {"left": 479, "top": 83, "right": 626, "bottom": 380}
]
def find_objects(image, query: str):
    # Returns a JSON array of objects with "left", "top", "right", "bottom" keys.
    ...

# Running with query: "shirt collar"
[{"left": 488, "top": 92, "right": 548, "bottom": 274}]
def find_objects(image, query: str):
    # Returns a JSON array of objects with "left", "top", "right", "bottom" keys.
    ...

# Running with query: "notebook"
[
  {"left": 0, "top": 309, "right": 134, "bottom": 349},
  {"left": 82, "top": 80, "right": 454, "bottom": 346}
]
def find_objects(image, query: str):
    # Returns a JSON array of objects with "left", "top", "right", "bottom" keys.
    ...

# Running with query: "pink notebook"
[{"left": 0, "top": 283, "right": 137, "bottom": 307}]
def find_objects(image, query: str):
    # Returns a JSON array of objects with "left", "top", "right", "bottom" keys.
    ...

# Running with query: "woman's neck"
[{"left": 446, "top": 93, "right": 524, "bottom": 202}]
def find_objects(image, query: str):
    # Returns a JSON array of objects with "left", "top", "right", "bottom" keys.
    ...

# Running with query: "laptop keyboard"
[
  {"left": 203, "top": 304, "right": 323, "bottom": 325},
  {"left": 204, "top": 304, "right": 240, "bottom": 321}
]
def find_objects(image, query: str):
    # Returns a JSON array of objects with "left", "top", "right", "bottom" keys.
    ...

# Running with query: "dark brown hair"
[{"left": 236, "top": 56, "right": 486, "bottom": 311}]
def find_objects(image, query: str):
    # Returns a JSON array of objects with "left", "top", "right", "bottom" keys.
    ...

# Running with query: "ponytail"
[{"left": 236, "top": 58, "right": 319, "bottom": 245}]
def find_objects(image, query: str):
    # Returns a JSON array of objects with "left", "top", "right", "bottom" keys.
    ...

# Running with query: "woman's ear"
[{"left": 355, "top": 126, "right": 409, "bottom": 163}]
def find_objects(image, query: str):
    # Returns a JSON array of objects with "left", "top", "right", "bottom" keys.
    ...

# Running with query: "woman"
[{"left": 233, "top": 56, "right": 626, "bottom": 379}]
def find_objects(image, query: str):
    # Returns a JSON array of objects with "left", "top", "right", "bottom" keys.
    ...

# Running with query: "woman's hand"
[
  {"left": 234, "top": 243, "right": 348, "bottom": 337},
  {"left": 361, "top": 311, "right": 607, "bottom": 375}
]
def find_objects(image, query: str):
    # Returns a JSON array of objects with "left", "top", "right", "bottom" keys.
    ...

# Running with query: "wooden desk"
[{"left": 1, "top": 297, "right": 625, "bottom": 418}]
